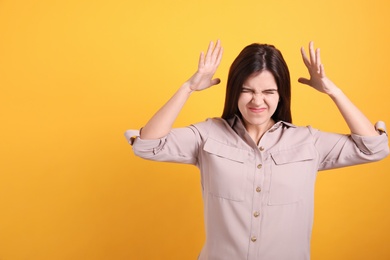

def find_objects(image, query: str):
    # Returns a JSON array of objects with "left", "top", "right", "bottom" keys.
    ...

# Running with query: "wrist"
[
  {"left": 322, "top": 78, "right": 342, "bottom": 98},
  {"left": 181, "top": 82, "right": 195, "bottom": 95},
  {"left": 328, "top": 86, "right": 343, "bottom": 99}
]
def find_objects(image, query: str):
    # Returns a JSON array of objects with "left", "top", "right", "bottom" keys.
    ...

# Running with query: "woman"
[{"left": 125, "top": 40, "right": 389, "bottom": 260}]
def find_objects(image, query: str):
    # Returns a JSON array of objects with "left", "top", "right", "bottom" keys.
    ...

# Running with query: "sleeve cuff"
[
  {"left": 124, "top": 129, "right": 140, "bottom": 145},
  {"left": 351, "top": 121, "right": 389, "bottom": 154},
  {"left": 124, "top": 129, "right": 168, "bottom": 157},
  {"left": 375, "top": 121, "right": 387, "bottom": 136}
]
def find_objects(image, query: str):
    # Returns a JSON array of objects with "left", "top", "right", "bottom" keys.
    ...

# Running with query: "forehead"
[{"left": 243, "top": 70, "right": 277, "bottom": 89}]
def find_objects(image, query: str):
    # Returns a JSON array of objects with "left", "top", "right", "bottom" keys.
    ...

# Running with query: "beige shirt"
[{"left": 125, "top": 116, "right": 389, "bottom": 260}]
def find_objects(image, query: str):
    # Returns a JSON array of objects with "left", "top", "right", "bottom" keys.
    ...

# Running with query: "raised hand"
[
  {"left": 298, "top": 41, "right": 337, "bottom": 95},
  {"left": 186, "top": 40, "right": 223, "bottom": 91},
  {"left": 298, "top": 41, "right": 379, "bottom": 136},
  {"left": 139, "top": 40, "right": 223, "bottom": 139}
]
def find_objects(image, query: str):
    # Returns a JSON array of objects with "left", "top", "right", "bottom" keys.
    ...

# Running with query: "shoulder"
[
  {"left": 190, "top": 117, "right": 232, "bottom": 134},
  {"left": 278, "top": 121, "right": 318, "bottom": 134},
  {"left": 190, "top": 117, "right": 244, "bottom": 145},
  {"left": 276, "top": 122, "right": 320, "bottom": 146}
]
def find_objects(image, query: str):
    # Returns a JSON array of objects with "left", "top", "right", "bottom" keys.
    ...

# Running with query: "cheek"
[
  {"left": 238, "top": 93, "right": 252, "bottom": 103},
  {"left": 237, "top": 99, "right": 244, "bottom": 114},
  {"left": 237, "top": 95, "right": 249, "bottom": 110},
  {"left": 266, "top": 96, "right": 280, "bottom": 109}
]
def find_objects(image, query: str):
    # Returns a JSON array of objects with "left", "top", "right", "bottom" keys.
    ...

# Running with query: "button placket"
[{"left": 248, "top": 143, "right": 266, "bottom": 255}]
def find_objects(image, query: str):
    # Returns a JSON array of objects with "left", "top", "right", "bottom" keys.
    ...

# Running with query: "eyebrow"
[{"left": 242, "top": 87, "right": 278, "bottom": 91}]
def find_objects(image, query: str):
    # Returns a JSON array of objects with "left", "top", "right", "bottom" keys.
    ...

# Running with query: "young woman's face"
[{"left": 238, "top": 70, "right": 279, "bottom": 129}]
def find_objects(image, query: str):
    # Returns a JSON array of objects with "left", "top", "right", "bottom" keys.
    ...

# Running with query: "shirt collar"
[{"left": 227, "top": 114, "right": 296, "bottom": 134}]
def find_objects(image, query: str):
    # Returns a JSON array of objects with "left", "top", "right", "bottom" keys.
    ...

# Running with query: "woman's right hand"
[
  {"left": 186, "top": 40, "right": 223, "bottom": 91},
  {"left": 139, "top": 40, "right": 223, "bottom": 140}
]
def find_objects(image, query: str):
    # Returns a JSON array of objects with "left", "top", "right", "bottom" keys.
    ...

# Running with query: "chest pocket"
[
  {"left": 269, "top": 144, "right": 316, "bottom": 205},
  {"left": 203, "top": 138, "right": 249, "bottom": 202}
]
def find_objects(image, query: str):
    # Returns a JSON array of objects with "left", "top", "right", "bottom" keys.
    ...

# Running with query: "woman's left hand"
[{"left": 298, "top": 41, "right": 337, "bottom": 95}]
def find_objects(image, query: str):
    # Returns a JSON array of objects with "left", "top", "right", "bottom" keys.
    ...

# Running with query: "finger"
[
  {"left": 315, "top": 48, "right": 322, "bottom": 73},
  {"left": 300, "top": 47, "right": 310, "bottom": 67},
  {"left": 319, "top": 64, "right": 326, "bottom": 77},
  {"left": 298, "top": 77, "right": 310, "bottom": 85},
  {"left": 211, "top": 39, "right": 221, "bottom": 62},
  {"left": 205, "top": 41, "right": 214, "bottom": 61},
  {"left": 215, "top": 46, "right": 223, "bottom": 66},
  {"left": 198, "top": 51, "right": 205, "bottom": 69},
  {"left": 309, "top": 41, "right": 316, "bottom": 66},
  {"left": 316, "top": 48, "right": 321, "bottom": 66}
]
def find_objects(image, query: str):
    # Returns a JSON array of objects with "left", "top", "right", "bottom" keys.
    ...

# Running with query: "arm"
[
  {"left": 298, "top": 41, "right": 378, "bottom": 136},
  {"left": 140, "top": 40, "right": 223, "bottom": 140}
]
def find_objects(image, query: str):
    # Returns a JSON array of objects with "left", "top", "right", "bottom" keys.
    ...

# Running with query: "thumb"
[
  {"left": 298, "top": 77, "right": 310, "bottom": 85},
  {"left": 210, "top": 78, "right": 221, "bottom": 86}
]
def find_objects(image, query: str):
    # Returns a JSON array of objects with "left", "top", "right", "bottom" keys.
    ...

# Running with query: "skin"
[
  {"left": 238, "top": 71, "right": 279, "bottom": 144},
  {"left": 299, "top": 41, "right": 378, "bottom": 136},
  {"left": 139, "top": 40, "right": 223, "bottom": 139},
  {"left": 139, "top": 40, "right": 378, "bottom": 142}
]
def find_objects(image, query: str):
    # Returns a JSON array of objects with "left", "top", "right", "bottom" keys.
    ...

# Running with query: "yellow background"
[{"left": 1, "top": 0, "right": 389, "bottom": 259}]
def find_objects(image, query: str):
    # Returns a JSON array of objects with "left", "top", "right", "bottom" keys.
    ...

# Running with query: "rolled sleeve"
[
  {"left": 132, "top": 136, "right": 168, "bottom": 159},
  {"left": 312, "top": 121, "right": 389, "bottom": 171},
  {"left": 124, "top": 129, "right": 168, "bottom": 159},
  {"left": 375, "top": 121, "right": 387, "bottom": 135},
  {"left": 124, "top": 125, "right": 205, "bottom": 165},
  {"left": 124, "top": 129, "right": 140, "bottom": 145},
  {"left": 350, "top": 121, "right": 389, "bottom": 155}
]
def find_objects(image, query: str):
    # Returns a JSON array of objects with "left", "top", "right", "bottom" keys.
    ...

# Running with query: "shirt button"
[
  {"left": 254, "top": 211, "right": 260, "bottom": 217},
  {"left": 256, "top": 187, "right": 261, "bottom": 193},
  {"left": 251, "top": 236, "right": 257, "bottom": 242},
  {"left": 257, "top": 164, "right": 262, "bottom": 169}
]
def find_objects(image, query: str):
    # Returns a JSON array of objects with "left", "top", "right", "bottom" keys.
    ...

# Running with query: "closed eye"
[
  {"left": 263, "top": 90, "right": 278, "bottom": 94},
  {"left": 241, "top": 88, "right": 255, "bottom": 93}
]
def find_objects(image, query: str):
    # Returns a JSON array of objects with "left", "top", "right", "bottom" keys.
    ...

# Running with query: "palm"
[
  {"left": 187, "top": 40, "right": 223, "bottom": 91},
  {"left": 298, "top": 41, "right": 335, "bottom": 94}
]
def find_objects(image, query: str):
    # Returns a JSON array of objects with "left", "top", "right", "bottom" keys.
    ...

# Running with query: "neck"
[{"left": 245, "top": 119, "right": 275, "bottom": 145}]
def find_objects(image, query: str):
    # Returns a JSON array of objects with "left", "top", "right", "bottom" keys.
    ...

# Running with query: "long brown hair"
[{"left": 221, "top": 43, "right": 292, "bottom": 123}]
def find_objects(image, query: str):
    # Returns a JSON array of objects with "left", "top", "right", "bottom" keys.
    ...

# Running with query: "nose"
[{"left": 251, "top": 92, "right": 264, "bottom": 105}]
